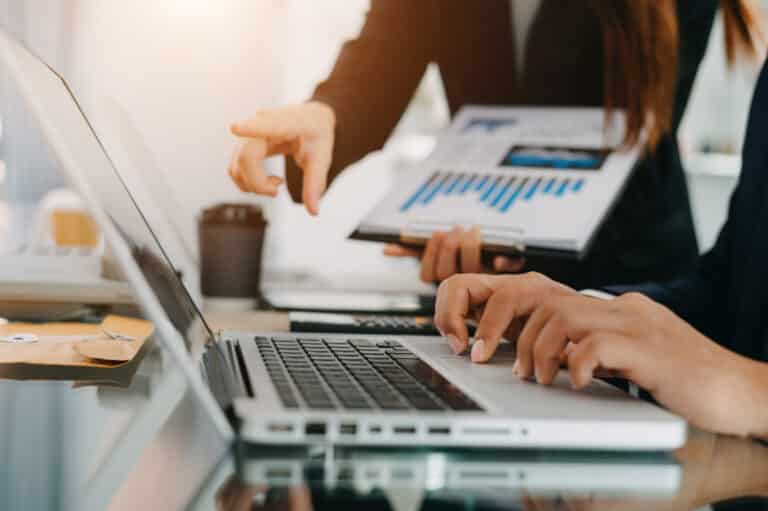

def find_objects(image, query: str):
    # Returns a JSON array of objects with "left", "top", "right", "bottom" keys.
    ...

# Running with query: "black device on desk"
[
  {"left": 289, "top": 311, "right": 475, "bottom": 336},
  {"left": 264, "top": 289, "right": 435, "bottom": 315}
]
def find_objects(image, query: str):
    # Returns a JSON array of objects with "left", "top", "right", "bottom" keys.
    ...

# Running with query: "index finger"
[
  {"left": 434, "top": 274, "right": 499, "bottom": 352},
  {"left": 471, "top": 277, "right": 549, "bottom": 363},
  {"left": 298, "top": 141, "right": 332, "bottom": 216},
  {"left": 230, "top": 110, "right": 304, "bottom": 139}
]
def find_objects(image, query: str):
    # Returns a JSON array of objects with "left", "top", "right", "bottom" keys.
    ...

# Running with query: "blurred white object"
[
  {"left": 0, "top": 200, "right": 9, "bottom": 245},
  {"left": 683, "top": 152, "right": 740, "bottom": 254},
  {"left": 33, "top": 187, "right": 103, "bottom": 249},
  {"left": 0, "top": 193, "right": 133, "bottom": 311},
  {"left": 0, "top": 245, "right": 101, "bottom": 281}
]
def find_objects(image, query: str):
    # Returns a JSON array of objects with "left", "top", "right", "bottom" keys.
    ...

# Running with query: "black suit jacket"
[
  {"left": 287, "top": 0, "right": 718, "bottom": 288},
  {"left": 614, "top": 62, "right": 768, "bottom": 362}
]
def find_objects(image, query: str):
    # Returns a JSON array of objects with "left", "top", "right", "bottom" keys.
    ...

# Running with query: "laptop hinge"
[{"left": 201, "top": 338, "right": 246, "bottom": 411}]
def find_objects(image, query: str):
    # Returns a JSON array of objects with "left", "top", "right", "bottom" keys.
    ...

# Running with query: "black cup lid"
[{"left": 200, "top": 203, "right": 266, "bottom": 227}]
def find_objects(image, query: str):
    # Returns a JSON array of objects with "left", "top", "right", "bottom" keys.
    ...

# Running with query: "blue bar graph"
[
  {"left": 524, "top": 178, "right": 542, "bottom": 201},
  {"left": 399, "top": 171, "right": 588, "bottom": 213},
  {"left": 422, "top": 174, "right": 453, "bottom": 204},
  {"left": 474, "top": 175, "right": 490, "bottom": 191},
  {"left": 480, "top": 176, "right": 503, "bottom": 202},
  {"left": 443, "top": 173, "right": 464, "bottom": 195},
  {"left": 461, "top": 174, "right": 477, "bottom": 193},
  {"left": 491, "top": 177, "right": 516, "bottom": 207},
  {"left": 400, "top": 172, "right": 439, "bottom": 211},
  {"left": 500, "top": 177, "right": 529, "bottom": 213}
]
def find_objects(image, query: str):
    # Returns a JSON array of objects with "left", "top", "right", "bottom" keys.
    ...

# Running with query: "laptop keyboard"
[{"left": 254, "top": 337, "right": 482, "bottom": 413}]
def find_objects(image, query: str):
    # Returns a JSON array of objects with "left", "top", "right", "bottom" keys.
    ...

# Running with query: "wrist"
[
  {"left": 306, "top": 100, "right": 336, "bottom": 129},
  {"left": 716, "top": 355, "right": 768, "bottom": 439},
  {"left": 743, "top": 358, "right": 768, "bottom": 440}
]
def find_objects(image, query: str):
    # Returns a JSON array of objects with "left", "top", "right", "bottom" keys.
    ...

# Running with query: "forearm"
[
  {"left": 711, "top": 353, "right": 768, "bottom": 440},
  {"left": 285, "top": 0, "right": 434, "bottom": 203}
]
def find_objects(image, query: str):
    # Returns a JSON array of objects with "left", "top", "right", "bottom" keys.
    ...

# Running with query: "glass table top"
[
  {"left": 0, "top": 340, "right": 230, "bottom": 511},
  {"left": 3, "top": 334, "right": 768, "bottom": 511},
  {"left": 189, "top": 432, "right": 768, "bottom": 511}
]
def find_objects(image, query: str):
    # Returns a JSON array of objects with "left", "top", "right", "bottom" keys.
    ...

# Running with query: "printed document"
[{"left": 351, "top": 106, "right": 640, "bottom": 258}]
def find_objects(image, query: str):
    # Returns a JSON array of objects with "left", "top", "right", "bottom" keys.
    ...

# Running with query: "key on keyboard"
[{"left": 254, "top": 337, "right": 483, "bottom": 412}]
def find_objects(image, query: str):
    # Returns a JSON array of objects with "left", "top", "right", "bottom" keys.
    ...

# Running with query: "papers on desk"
[
  {"left": 0, "top": 315, "right": 154, "bottom": 382},
  {"left": 351, "top": 106, "right": 641, "bottom": 259}
]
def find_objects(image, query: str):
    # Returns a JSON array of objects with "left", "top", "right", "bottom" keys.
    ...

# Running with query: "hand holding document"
[{"left": 352, "top": 106, "right": 641, "bottom": 260}]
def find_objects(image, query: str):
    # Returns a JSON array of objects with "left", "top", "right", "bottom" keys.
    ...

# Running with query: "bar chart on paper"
[
  {"left": 400, "top": 171, "right": 587, "bottom": 214},
  {"left": 352, "top": 106, "right": 642, "bottom": 259}
]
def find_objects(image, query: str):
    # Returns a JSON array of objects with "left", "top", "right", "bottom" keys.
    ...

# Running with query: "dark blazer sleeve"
[
  {"left": 607, "top": 60, "right": 768, "bottom": 344},
  {"left": 607, "top": 186, "right": 735, "bottom": 342},
  {"left": 285, "top": 0, "right": 437, "bottom": 202}
]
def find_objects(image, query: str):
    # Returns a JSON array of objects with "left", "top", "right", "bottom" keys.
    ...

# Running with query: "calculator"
[{"left": 288, "top": 311, "right": 474, "bottom": 336}]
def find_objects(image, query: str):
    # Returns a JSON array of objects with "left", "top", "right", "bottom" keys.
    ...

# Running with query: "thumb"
[{"left": 236, "top": 139, "right": 281, "bottom": 196}]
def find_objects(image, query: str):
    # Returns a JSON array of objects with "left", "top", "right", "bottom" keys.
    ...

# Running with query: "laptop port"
[
  {"left": 267, "top": 422, "right": 295, "bottom": 433},
  {"left": 391, "top": 468, "right": 414, "bottom": 480},
  {"left": 393, "top": 426, "right": 417, "bottom": 435},
  {"left": 305, "top": 466, "right": 325, "bottom": 484},
  {"left": 368, "top": 425, "right": 382, "bottom": 434},
  {"left": 460, "top": 427, "right": 510, "bottom": 436},
  {"left": 266, "top": 468, "right": 293, "bottom": 479},
  {"left": 339, "top": 423, "right": 357, "bottom": 435},
  {"left": 337, "top": 467, "right": 355, "bottom": 482},
  {"left": 427, "top": 426, "right": 451, "bottom": 436},
  {"left": 459, "top": 470, "right": 507, "bottom": 480},
  {"left": 305, "top": 422, "right": 326, "bottom": 436}
]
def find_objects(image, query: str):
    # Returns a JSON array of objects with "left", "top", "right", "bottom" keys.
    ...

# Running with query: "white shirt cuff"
[{"left": 579, "top": 289, "right": 616, "bottom": 300}]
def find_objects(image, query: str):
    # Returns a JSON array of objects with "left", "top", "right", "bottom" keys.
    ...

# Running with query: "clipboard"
[
  {"left": 349, "top": 106, "right": 641, "bottom": 262},
  {"left": 349, "top": 228, "right": 580, "bottom": 261}
]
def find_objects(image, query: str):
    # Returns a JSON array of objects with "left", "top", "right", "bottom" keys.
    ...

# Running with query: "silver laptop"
[{"left": 0, "top": 30, "right": 687, "bottom": 451}]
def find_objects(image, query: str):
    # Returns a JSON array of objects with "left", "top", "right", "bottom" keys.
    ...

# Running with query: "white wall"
[
  {"left": 0, "top": 0, "right": 74, "bottom": 201},
  {"left": 66, "top": 1, "right": 285, "bottom": 250},
  {"left": 64, "top": 0, "right": 399, "bottom": 278}
]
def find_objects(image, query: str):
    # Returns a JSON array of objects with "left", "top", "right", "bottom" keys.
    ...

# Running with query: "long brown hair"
[{"left": 589, "top": 0, "right": 764, "bottom": 150}]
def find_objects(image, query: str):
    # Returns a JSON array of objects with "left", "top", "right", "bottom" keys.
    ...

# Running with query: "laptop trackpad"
[{"left": 399, "top": 336, "right": 638, "bottom": 417}]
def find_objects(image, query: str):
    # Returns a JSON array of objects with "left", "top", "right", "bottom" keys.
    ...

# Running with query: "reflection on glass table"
[
  {"left": 199, "top": 432, "right": 768, "bottom": 511},
  {"left": 0, "top": 339, "right": 230, "bottom": 511}
]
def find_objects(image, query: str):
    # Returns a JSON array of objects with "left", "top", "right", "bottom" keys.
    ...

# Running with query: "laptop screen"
[{"left": 0, "top": 32, "right": 216, "bottom": 351}]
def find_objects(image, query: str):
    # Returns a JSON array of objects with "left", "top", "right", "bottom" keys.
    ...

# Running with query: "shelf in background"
[{"left": 682, "top": 151, "right": 741, "bottom": 178}]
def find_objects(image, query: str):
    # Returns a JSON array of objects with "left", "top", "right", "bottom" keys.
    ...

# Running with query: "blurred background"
[{"left": 0, "top": 0, "right": 764, "bottom": 287}]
